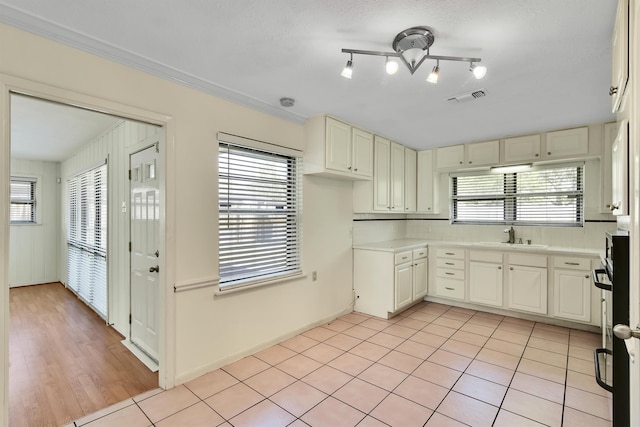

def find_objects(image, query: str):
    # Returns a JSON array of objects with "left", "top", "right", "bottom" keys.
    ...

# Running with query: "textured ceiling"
[{"left": 1, "top": 0, "right": 617, "bottom": 152}]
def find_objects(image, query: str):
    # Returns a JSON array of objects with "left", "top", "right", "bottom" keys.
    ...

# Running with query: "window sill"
[{"left": 214, "top": 272, "right": 306, "bottom": 296}]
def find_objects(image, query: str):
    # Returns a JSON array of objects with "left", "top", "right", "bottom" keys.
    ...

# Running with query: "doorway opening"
[{"left": 9, "top": 93, "right": 164, "bottom": 425}]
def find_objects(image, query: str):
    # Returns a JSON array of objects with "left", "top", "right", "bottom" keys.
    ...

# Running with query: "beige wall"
[{"left": 0, "top": 22, "right": 355, "bottom": 421}]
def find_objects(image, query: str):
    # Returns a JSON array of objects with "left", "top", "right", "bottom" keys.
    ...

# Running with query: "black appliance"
[{"left": 593, "top": 229, "right": 629, "bottom": 427}]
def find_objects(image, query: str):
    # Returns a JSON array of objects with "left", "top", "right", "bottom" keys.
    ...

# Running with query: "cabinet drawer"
[
  {"left": 554, "top": 256, "right": 590, "bottom": 271},
  {"left": 437, "top": 258, "right": 465, "bottom": 270},
  {"left": 395, "top": 251, "right": 412, "bottom": 265},
  {"left": 436, "top": 278, "right": 465, "bottom": 299},
  {"left": 413, "top": 247, "right": 428, "bottom": 260},
  {"left": 469, "top": 250, "right": 503, "bottom": 263},
  {"left": 508, "top": 253, "right": 547, "bottom": 268},
  {"left": 437, "top": 268, "right": 465, "bottom": 280},
  {"left": 437, "top": 248, "right": 465, "bottom": 260}
]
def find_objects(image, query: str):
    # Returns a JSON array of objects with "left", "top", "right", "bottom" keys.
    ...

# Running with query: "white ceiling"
[
  {"left": 11, "top": 95, "right": 121, "bottom": 162},
  {"left": 1, "top": 0, "right": 617, "bottom": 153}
]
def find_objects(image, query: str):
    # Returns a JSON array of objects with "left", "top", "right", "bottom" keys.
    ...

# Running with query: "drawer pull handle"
[
  {"left": 445, "top": 252, "right": 455, "bottom": 256},
  {"left": 445, "top": 287, "right": 455, "bottom": 291},
  {"left": 445, "top": 262, "right": 454, "bottom": 265},
  {"left": 445, "top": 272, "right": 455, "bottom": 276},
  {"left": 402, "top": 256, "right": 408, "bottom": 260},
  {"left": 418, "top": 252, "right": 424, "bottom": 256},
  {"left": 564, "top": 262, "right": 580, "bottom": 266}
]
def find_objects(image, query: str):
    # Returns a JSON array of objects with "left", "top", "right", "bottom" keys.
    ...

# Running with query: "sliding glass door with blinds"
[
  {"left": 218, "top": 135, "right": 302, "bottom": 290},
  {"left": 67, "top": 162, "right": 108, "bottom": 319},
  {"left": 451, "top": 163, "right": 584, "bottom": 226}
]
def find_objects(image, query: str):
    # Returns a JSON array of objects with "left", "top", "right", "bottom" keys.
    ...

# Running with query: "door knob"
[
  {"left": 149, "top": 265, "right": 159, "bottom": 273},
  {"left": 613, "top": 324, "right": 640, "bottom": 340}
]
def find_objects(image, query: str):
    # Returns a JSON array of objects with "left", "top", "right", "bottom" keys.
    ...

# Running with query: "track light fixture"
[
  {"left": 341, "top": 53, "right": 354, "bottom": 79},
  {"left": 426, "top": 60, "right": 440, "bottom": 84},
  {"left": 341, "top": 26, "right": 486, "bottom": 82}
]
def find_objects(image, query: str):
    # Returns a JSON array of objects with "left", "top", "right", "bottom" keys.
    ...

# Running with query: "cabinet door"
[
  {"left": 544, "top": 127, "right": 589, "bottom": 158},
  {"left": 469, "top": 261, "right": 503, "bottom": 307},
  {"left": 413, "top": 259, "right": 428, "bottom": 300},
  {"left": 436, "top": 145, "right": 464, "bottom": 170},
  {"left": 352, "top": 128, "right": 373, "bottom": 178},
  {"left": 390, "top": 142, "right": 405, "bottom": 211},
  {"left": 600, "top": 122, "right": 618, "bottom": 213},
  {"left": 325, "top": 117, "right": 351, "bottom": 172},
  {"left": 611, "top": 120, "right": 628, "bottom": 215},
  {"left": 466, "top": 140, "right": 500, "bottom": 167},
  {"left": 507, "top": 265, "right": 547, "bottom": 314},
  {"left": 553, "top": 269, "right": 591, "bottom": 322},
  {"left": 373, "top": 136, "right": 391, "bottom": 211},
  {"left": 404, "top": 148, "right": 417, "bottom": 212},
  {"left": 395, "top": 263, "right": 413, "bottom": 310},
  {"left": 503, "top": 135, "right": 541, "bottom": 163},
  {"left": 611, "top": 0, "right": 629, "bottom": 113},
  {"left": 417, "top": 150, "right": 436, "bottom": 213}
]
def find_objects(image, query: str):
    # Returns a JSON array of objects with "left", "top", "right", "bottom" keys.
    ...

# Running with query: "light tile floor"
[{"left": 65, "top": 301, "right": 612, "bottom": 427}]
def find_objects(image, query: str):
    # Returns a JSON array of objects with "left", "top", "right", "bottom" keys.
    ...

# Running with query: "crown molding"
[{"left": 0, "top": 4, "right": 307, "bottom": 124}]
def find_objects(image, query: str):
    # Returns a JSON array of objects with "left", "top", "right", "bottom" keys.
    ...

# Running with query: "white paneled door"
[{"left": 130, "top": 144, "right": 160, "bottom": 362}]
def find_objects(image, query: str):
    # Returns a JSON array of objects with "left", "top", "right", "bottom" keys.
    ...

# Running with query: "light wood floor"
[{"left": 9, "top": 282, "right": 158, "bottom": 427}]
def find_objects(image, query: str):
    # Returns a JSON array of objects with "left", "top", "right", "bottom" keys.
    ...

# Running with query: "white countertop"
[{"left": 353, "top": 239, "right": 603, "bottom": 258}]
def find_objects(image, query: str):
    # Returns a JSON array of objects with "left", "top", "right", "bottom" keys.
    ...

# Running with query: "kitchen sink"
[{"left": 474, "top": 242, "right": 549, "bottom": 250}]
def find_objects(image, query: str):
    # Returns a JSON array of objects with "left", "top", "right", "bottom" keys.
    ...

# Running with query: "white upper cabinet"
[
  {"left": 544, "top": 127, "right": 589, "bottom": 159},
  {"left": 466, "top": 140, "right": 500, "bottom": 167},
  {"left": 503, "top": 134, "right": 541, "bottom": 163},
  {"left": 611, "top": 120, "right": 629, "bottom": 215},
  {"left": 373, "top": 136, "right": 392, "bottom": 211},
  {"left": 611, "top": 0, "right": 629, "bottom": 113},
  {"left": 600, "top": 122, "right": 618, "bottom": 213},
  {"left": 404, "top": 148, "right": 417, "bottom": 213},
  {"left": 436, "top": 145, "right": 464, "bottom": 170},
  {"left": 390, "top": 142, "right": 406, "bottom": 212},
  {"left": 352, "top": 127, "right": 374, "bottom": 178},
  {"left": 325, "top": 117, "right": 351, "bottom": 172},
  {"left": 417, "top": 150, "right": 438, "bottom": 214},
  {"left": 304, "top": 116, "right": 373, "bottom": 180}
]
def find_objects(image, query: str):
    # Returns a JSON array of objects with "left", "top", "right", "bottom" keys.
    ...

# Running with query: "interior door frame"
[{"left": 0, "top": 74, "right": 177, "bottom": 427}]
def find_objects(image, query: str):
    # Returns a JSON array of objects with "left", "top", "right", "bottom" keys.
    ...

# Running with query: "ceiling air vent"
[{"left": 446, "top": 88, "right": 487, "bottom": 103}]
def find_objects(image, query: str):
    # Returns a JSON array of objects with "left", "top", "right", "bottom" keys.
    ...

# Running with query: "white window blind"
[
  {"left": 218, "top": 140, "right": 302, "bottom": 289},
  {"left": 67, "top": 162, "right": 108, "bottom": 318},
  {"left": 452, "top": 163, "right": 584, "bottom": 226},
  {"left": 10, "top": 177, "right": 36, "bottom": 223}
]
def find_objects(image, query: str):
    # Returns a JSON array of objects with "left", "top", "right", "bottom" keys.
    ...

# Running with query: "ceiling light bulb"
[
  {"left": 471, "top": 64, "right": 487, "bottom": 79},
  {"left": 385, "top": 57, "right": 399, "bottom": 75},
  {"left": 341, "top": 60, "right": 353, "bottom": 79},
  {"left": 426, "top": 64, "right": 439, "bottom": 84}
]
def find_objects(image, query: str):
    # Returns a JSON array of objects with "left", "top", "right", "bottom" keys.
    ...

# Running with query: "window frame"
[
  {"left": 10, "top": 176, "right": 38, "bottom": 224},
  {"left": 450, "top": 162, "right": 585, "bottom": 227},
  {"left": 217, "top": 133, "right": 303, "bottom": 292}
]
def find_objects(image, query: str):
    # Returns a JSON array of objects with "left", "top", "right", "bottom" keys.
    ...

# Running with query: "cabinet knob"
[
  {"left": 510, "top": 267, "right": 514, "bottom": 270},
  {"left": 348, "top": 166, "right": 352, "bottom": 170},
  {"left": 585, "top": 275, "right": 590, "bottom": 279},
  {"left": 468, "top": 161, "right": 472, "bottom": 164},
  {"left": 535, "top": 153, "right": 539, "bottom": 157},
  {"left": 610, "top": 86, "right": 618, "bottom": 96},
  {"left": 459, "top": 161, "right": 463, "bottom": 164},
  {"left": 547, "top": 152, "right": 551, "bottom": 155},
  {"left": 498, "top": 266, "right": 502, "bottom": 270},
  {"left": 354, "top": 168, "right": 357, "bottom": 171}
]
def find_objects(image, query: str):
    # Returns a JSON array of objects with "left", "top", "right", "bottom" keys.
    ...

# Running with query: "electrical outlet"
[{"left": 312, "top": 271, "right": 317, "bottom": 281}]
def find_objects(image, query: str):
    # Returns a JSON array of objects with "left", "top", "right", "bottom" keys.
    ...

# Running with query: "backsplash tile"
[{"left": 355, "top": 219, "right": 616, "bottom": 250}]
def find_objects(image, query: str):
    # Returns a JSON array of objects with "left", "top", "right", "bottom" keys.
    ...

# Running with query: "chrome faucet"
[{"left": 504, "top": 226, "right": 515, "bottom": 244}]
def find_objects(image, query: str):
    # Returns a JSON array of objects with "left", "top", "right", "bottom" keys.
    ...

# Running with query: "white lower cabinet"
[
  {"left": 354, "top": 245, "right": 428, "bottom": 318},
  {"left": 435, "top": 248, "right": 466, "bottom": 300},
  {"left": 468, "top": 251, "right": 503, "bottom": 307},
  {"left": 507, "top": 263, "right": 547, "bottom": 315},
  {"left": 553, "top": 256, "right": 592, "bottom": 323}
]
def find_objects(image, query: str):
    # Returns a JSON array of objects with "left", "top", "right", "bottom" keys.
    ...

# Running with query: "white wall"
[
  {"left": 60, "top": 120, "right": 160, "bottom": 335},
  {"left": 9, "top": 159, "right": 59, "bottom": 287},
  {"left": 0, "top": 21, "right": 355, "bottom": 402}
]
